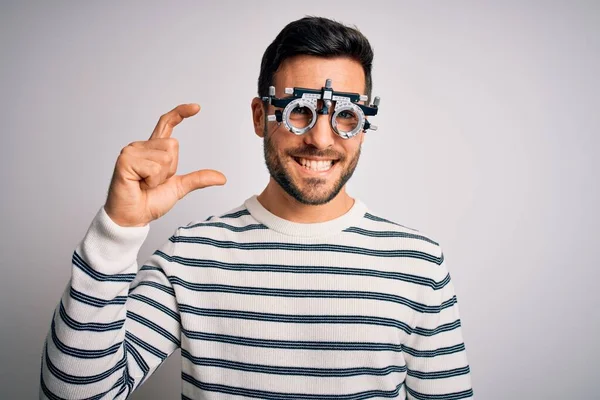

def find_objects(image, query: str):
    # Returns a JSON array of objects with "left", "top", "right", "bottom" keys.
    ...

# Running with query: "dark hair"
[{"left": 257, "top": 16, "right": 374, "bottom": 100}]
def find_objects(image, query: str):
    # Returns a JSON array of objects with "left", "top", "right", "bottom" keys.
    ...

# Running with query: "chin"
[{"left": 288, "top": 179, "right": 343, "bottom": 206}]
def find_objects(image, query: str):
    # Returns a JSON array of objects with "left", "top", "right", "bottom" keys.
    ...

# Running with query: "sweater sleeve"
[
  {"left": 403, "top": 256, "right": 474, "bottom": 399},
  {"left": 40, "top": 206, "right": 182, "bottom": 399}
]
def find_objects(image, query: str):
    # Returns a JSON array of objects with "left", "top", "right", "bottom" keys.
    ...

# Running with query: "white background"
[{"left": 1, "top": 1, "right": 598, "bottom": 398}]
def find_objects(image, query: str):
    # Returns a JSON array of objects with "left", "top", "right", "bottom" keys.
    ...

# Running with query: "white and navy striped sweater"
[{"left": 40, "top": 195, "right": 473, "bottom": 399}]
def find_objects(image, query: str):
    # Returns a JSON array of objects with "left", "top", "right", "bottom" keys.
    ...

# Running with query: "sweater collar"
[{"left": 244, "top": 195, "right": 367, "bottom": 238}]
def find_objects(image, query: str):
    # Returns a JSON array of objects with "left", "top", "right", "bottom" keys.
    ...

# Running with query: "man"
[{"left": 40, "top": 16, "right": 473, "bottom": 399}]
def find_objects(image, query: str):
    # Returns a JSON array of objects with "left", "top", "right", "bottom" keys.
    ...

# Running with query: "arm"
[
  {"left": 403, "top": 257, "right": 473, "bottom": 399},
  {"left": 39, "top": 103, "right": 225, "bottom": 399},
  {"left": 40, "top": 206, "right": 181, "bottom": 399}
]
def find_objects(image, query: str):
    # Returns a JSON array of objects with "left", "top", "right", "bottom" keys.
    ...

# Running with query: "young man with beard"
[{"left": 40, "top": 16, "right": 473, "bottom": 400}]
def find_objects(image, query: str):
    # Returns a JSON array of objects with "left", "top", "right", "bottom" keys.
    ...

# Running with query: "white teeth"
[{"left": 298, "top": 158, "right": 333, "bottom": 172}]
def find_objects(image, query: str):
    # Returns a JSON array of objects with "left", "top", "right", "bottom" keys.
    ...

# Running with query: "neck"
[{"left": 257, "top": 179, "right": 355, "bottom": 223}]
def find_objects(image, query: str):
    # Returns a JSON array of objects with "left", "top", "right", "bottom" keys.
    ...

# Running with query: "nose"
[{"left": 302, "top": 112, "right": 336, "bottom": 150}]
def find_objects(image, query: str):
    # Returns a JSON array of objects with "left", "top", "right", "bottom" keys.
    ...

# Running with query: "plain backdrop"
[{"left": 1, "top": 1, "right": 598, "bottom": 399}]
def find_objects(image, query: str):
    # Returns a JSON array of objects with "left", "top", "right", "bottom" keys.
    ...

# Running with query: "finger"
[
  {"left": 150, "top": 103, "right": 200, "bottom": 140},
  {"left": 123, "top": 146, "right": 172, "bottom": 168},
  {"left": 118, "top": 147, "right": 171, "bottom": 185},
  {"left": 175, "top": 169, "right": 227, "bottom": 199},
  {"left": 128, "top": 158, "right": 163, "bottom": 189},
  {"left": 129, "top": 138, "right": 179, "bottom": 177},
  {"left": 130, "top": 137, "right": 178, "bottom": 152}
]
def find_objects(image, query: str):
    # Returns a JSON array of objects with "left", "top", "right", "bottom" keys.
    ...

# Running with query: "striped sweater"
[{"left": 40, "top": 195, "right": 473, "bottom": 399}]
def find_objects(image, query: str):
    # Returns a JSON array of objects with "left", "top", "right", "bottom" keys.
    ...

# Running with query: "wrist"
[{"left": 103, "top": 205, "right": 148, "bottom": 228}]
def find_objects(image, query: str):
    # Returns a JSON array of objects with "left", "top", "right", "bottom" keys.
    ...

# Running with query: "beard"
[{"left": 263, "top": 128, "right": 361, "bottom": 206}]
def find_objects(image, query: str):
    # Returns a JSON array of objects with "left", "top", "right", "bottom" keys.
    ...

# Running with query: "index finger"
[{"left": 149, "top": 103, "right": 201, "bottom": 140}]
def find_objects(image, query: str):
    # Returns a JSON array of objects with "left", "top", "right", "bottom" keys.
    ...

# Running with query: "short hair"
[{"left": 257, "top": 16, "right": 374, "bottom": 100}]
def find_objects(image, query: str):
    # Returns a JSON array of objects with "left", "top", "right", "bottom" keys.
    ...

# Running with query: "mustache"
[{"left": 287, "top": 147, "right": 345, "bottom": 161}]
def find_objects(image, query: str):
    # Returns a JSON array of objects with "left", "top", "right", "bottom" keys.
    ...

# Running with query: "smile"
[{"left": 292, "top": 157, "right": 338, "bottom": 173}]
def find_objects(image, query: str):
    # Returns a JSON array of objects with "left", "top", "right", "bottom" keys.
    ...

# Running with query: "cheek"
[
  {"left": 267, "top": 134, "right": 292, "bottom": 161},
  {"left": 340, "top": 141, "right": 360, "bottom": 159},
  {"left": 273, "top": 132, "right": 302, "bottom": 152}
]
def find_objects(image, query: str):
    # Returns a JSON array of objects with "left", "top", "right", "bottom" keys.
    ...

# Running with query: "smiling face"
[{"left": 252, "top": 55, "right": 367, "bottom": 205}]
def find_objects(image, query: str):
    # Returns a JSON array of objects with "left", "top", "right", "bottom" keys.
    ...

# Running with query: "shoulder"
[
  {"left": 354, "top": 207, "right": 446, "bottom": 280},
  {"left": 175, "top": 202, "right": 265, "bottom": 236}
]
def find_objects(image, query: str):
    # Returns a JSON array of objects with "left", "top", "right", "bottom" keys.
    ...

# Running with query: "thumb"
[{"left": 176, "top": 169, "right": 227, "bottom": 199}]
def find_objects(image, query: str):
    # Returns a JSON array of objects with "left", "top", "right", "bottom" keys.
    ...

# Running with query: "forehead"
[{"left": 273, "top": 55, "right": 366, "bottom": 96}]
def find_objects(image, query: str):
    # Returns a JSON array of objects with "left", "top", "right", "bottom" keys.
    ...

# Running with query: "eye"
[
  {"left": 337, "top": 110, "right": 354, "bottom": 119},
  {"left": 291, "top": 106, "right": 311, "bottom": 115}
]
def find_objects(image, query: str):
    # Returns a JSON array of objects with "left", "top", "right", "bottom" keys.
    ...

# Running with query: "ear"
[{"left": 251, "top": 97, "right": 266, "bottom": 138}]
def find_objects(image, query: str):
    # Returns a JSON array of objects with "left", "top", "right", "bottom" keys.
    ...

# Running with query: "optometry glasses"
[{"left": 262, "top": 78, "right": 380, "bottom": 139}]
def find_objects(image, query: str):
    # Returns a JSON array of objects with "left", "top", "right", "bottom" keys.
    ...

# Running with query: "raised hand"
[{"left": 104, "top": 103, "right": 226, "bottom": 227}]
